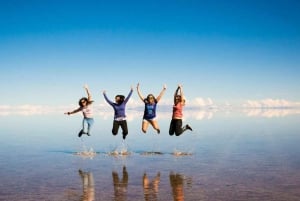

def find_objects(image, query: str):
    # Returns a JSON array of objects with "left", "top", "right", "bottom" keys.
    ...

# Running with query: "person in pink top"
[
  {"left": 65, "top": 84, "right": 94, "bottom": 137},
  {"left": 169, "top": 84, "right": 192, "bottom": 136}
]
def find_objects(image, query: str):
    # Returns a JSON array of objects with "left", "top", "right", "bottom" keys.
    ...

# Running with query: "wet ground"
[{"left": 0, "top": 110, "right": 300, "bottom": 200}]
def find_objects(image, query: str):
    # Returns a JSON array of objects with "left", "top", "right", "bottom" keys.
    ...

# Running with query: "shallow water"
[{"left": 0, "top": 109, "right": 300, "bottom": 201}]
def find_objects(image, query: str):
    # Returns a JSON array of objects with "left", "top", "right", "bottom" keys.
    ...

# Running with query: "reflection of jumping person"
[
  {"left": 78, "top": 169, "right": 95, "bottom": 201},
  {"left": 112, "top": 166, "right": 128, "bottom": 201},
  {"left": 169, "top": 172, "right": 184, "bottom": 201},
  {"left": 65, "top": 84, "right": 94, "bottom": 137},
  {"left": 169, "top": 85, "right": 192, "bottom": 136},
  {"left": 143, "top": 172, "right": 160, "bottom": 201},
  {"left": 103, "top": 86, "right": 133, "bottom": 140},
  {"left": 137, "top": 83, "right": 166, "bottom": 134}
]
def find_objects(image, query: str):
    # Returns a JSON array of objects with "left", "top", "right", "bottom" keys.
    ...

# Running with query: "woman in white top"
[{"left": 65, "top": 84, "right": 94, "bottom": 137}]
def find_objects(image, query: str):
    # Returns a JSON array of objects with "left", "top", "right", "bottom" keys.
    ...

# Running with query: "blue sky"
[{"left": 1, "top": 0, "right": 300, "bottom": 109}]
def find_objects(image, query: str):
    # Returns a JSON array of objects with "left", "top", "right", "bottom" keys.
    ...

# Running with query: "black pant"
[
  {"left": 112, "top": 120, "right": 128, "bottom": 137},
  {"left": 169, "top": 119, "right": 185, "bottom": 136}
]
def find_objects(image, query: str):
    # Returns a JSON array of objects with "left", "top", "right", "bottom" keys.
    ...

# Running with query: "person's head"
[
  {"left": 175, "top": 95, "right": 181, "bottom": 103},
  {"left": 79, "top": 97, "right": 88, "bottom": 107},
  {"left": 146, "top": 94, "right": 156, "bottom": 104},
  {"left": 115, "top": 95, "right": 125, "bottom": 104}
]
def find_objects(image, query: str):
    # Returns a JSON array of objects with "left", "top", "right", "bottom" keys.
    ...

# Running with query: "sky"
[{"left": 1, "top": 0, "right": 300, "bottom": 113}]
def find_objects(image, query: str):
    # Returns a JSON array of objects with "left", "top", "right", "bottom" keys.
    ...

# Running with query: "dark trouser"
[
  {"left": 169, "top": 119, "right": 186, "bottom": 136},
  {"left": 112, "top": 120, "right": 128, "bottom": 138}
]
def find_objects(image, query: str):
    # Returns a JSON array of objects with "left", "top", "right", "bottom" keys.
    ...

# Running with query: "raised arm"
[
  {"left": 84, "top": 84, "right": 92, "bottom": 102},
  {"left": 174, "top": 86, "right": 180, "bottom": 103},
  {"left": 156, "top": 84, "right": 167, "bottom": 102},
  {"left": 124, "top": 86, "right": 134, "bottom": 103},
  {"left": 178, "top": 84, "right": 185, "bottom": 104},
  {"left": 103, "top": 90, "right": 114, "bottom": 106},
  {"left": 136, "top": 83, "right": 144, "bottom": 101}
]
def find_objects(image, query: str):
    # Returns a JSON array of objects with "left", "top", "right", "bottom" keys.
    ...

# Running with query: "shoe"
[
  {"left": 78, "top": 129, "right": 84, "bottom": 137},
  {"left": 157, "top": 129, "right": 160, "bottom": 134},
  {"left": 122, "top": 134, "right": 126, "bottom": 140},
  {"left": 86, "top": 132, "right": 90, "bottom": 136},
  {"left": 186, "top": 124, "right": 193, "bottom": 131}
]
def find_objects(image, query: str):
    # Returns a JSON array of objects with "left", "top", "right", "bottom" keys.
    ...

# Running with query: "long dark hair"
[
  {"left": 115, "top": 95, "right": 125, "bottom": 105},
  {"left": 78, "top": 97, "right": 93, "bottom": 107}
]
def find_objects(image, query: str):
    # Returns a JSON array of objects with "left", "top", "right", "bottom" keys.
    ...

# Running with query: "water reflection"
[
  {"left": 143, "top": 172, "right": 160, "bottom": 201},
  {"left": 112, "top": 166, "right": 128, "bottom": 201},
  {"left": 78, "top": 169, "right": 95, "bottom": 201},
  {"left": 169, "top": 172, "right": 185, "bottom": 201}
]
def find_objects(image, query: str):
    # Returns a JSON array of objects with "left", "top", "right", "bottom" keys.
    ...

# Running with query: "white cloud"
[
  {"left": 188, "top": 97, "right": 215, "bottom": 108},
  {"left": 243, "top": 99, "right": 300, "bottom": 108},
  {"left": 1, "top": 98, "right": 300, "bottom": 119},
  {"left": 244, "top": 108, "right": 300, "bottom": 118}
]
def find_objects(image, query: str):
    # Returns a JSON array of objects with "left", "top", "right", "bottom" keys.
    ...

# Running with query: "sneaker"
[
  {"left": 186, "top": 124, "right": 193, "bottom": 131},
  {"left": 157, "top": 129, "right": 160, "bottom": 134},
  {"left": 78, "top": 129, "right": 84, "bottom": 137}
]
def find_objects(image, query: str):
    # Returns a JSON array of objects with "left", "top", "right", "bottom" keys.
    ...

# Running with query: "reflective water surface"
[{"left": 0, "top": 109, "right": 300, "bottom": 201}]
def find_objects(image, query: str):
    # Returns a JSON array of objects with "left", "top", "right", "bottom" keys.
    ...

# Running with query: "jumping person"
[
  {"left": 65, "top": 84, "right": 94, "bottom": 137},
  {"left": 103, "top": 86, "right": 133, "bottom": 140},
  {"left": 169, "top": 84, "right": 192, "bottom": 136},
  {"left": 136, "top": 83, "right": 166, "bottom": 134}
]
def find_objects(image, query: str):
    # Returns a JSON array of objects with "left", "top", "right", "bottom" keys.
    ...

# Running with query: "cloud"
[
  {"left": 243, "top": 99, "right": 300, "bottom": 108},
  {"left": 242, "top": 99, "right": 300, "bottom": 118},
  {"left": 244, "top": 108, "right": 300, "bottom": 118},
  {"left": 0, "top": 101, "right": 215, "bottom": 120},
  {"left": 2, "top": 98, "right": 300, "bottom": 119},
  {"left": 185, "top": 97, "right": 215, "bottom": 108}
]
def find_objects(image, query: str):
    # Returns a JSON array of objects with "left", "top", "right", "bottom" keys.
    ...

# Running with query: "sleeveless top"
[{"left": 172, "top": 103, "right": 183, "bottom": 119}]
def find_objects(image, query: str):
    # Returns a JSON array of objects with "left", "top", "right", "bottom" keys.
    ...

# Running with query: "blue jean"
[{"left": 82, "top": 117, "right": 94, "bottom": 134}]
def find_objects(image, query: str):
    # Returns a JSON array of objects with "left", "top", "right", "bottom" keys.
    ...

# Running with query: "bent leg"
[
  {"left": 142, "top": 120, "right": 149, "bottom": 133},
  {"left": 149, "top": 119, "right": 160, "bottom": 133},
  {"left": 169, "top": 119, "right": 176, "bottom": 135},
  {"left": 174, "top": 119, "right": 184, "bottom": 136},
  {"left": 112, "top": 120, "right": 119, "bottom": 135},
  {"left": 87, "top": 118, "right": 94, "bottom": 134},
  {"left": 120, "top": 120, "right": 128, "bottom": 139}
]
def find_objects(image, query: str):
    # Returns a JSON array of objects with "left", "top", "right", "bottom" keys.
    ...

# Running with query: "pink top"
[
  {"left": 82, "top": 104, "right": 93, "bottom": 118},
  {"left": 172, "top": 103, "right": 183, "bottom": 119}
]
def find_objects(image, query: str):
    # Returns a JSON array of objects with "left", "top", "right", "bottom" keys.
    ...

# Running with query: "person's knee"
[{"left": 175, "top": 131, "right": 182, "bottom": 136}]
